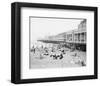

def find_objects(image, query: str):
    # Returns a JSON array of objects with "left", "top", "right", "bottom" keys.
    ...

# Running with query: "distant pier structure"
[{"left": 38, "top": 19, "right": 86, "bottom": 51}]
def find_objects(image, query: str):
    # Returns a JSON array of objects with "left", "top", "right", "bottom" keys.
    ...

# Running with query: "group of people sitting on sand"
[
  {"left": 31, "top": 45, "right": 67, "bottom": 60},
  {"left": 31, "top": 45, "right": 86, "bottom": 66}
]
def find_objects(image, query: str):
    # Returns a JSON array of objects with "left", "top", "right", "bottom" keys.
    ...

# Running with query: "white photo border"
[{"left": 21, "top": 7, "right": 94, "bottom": 79}]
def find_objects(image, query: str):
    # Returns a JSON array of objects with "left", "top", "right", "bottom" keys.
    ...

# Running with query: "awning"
[{"left": 37, "top": 40, "right": 65, "bottom": 44}]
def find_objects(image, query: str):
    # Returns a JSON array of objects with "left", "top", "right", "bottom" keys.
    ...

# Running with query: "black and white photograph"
[
  {"left": 11, "top": 2, "right": 97, "bottom": 84},
  {"left": 30, "top": 17, "right": 87, "bottom": 69}
]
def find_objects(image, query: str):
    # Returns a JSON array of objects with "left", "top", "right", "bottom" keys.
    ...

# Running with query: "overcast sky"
[{"left": 30, "top": 17, "right": 83, "bottom": 46}]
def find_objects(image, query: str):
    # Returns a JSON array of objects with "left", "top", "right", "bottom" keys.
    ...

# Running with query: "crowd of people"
[
  {"left": 30, "top": 44, "right": 86, "bottom": 66},
  {"left": 31, "top": 45, "right": 66, "bottom": 60}
]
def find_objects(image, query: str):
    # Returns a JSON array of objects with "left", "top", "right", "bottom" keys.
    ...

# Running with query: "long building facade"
[{"left": 38, "top": 19, "right": 86, "bottom": 51}]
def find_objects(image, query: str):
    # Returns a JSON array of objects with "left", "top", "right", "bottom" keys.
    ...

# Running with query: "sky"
[{"left": 30, "top": 17, "right": 83, "bottom": 46}]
